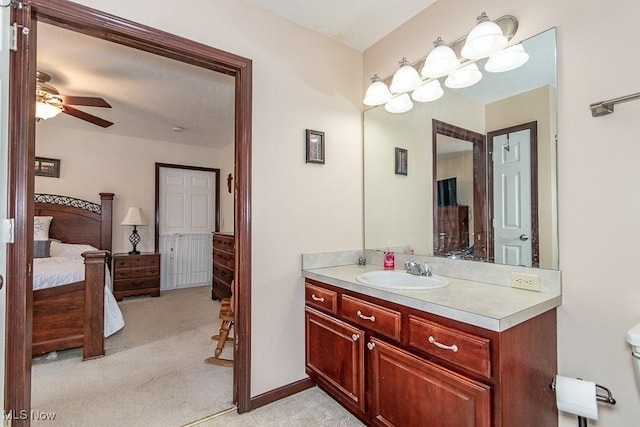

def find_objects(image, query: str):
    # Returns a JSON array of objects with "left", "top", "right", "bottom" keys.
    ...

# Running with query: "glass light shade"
[
  {"left": 461, "top": 13, "right": 508, "bottom": 59},
  {"left": 421, "top": 38, "right": 459, "bottom": 78},
  {"left": 411, "top": 80, "right": 444, "bottom": 103},
  {"left": 445, "top": 63, "right": 483, "bottom": 89},
  {"left": 363, "top": 75, "right": 392, "bottom": 106},
  {"left": 485, "top": 44, "right": 529, "bottom": 73},
  {"left": 35, "top": 101, "right": 63, "bottom": 120},
  {"left": 389, "top": 58, "right": 422, "bottom": 94},
  {"left": 385, "top": 93, "right": 413, "bottom": 114}
]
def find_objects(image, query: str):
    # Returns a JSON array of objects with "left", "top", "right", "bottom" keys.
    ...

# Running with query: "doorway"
[{"left": 6, "top": 0, "right": 252, "bottom": 417}]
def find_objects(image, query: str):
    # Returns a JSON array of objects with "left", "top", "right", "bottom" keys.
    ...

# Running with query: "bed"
[{"left": 32, "top": 192, "right": 125, "bottom": 360}]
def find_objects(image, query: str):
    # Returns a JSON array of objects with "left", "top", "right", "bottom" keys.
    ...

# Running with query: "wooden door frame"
[{"left": 6, "top": 0, "right": 252, "bottom": 419}]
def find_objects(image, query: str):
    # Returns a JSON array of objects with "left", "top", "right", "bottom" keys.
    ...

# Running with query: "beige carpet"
[{"left": 31, "top": 285, "right": 234, "bottom": 427}]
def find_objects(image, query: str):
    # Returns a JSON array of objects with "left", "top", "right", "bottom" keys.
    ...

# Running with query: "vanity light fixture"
[
  {"left": 389, "top": 58, "right": 422, "bottom": 94},
  {"left": 485, "top": 43, "right": 529, "bottom": 72},
  {"left": 445, "top": 63, "right": 483, "bottom": 89},
  {"left": 411, "top": 79, "right": 444, "bottom": 102},
  {"left": 363, "top": 74, "right": 393, "bottom": 106},
  {"left": 421, "top": 37, "right": 459, "bottom": 79},
  {"left": 385, "top": 93, "right": 413, "bottom": 114},
  {"left": 461, "top": 12, "right": 508, "bottom": 59}
]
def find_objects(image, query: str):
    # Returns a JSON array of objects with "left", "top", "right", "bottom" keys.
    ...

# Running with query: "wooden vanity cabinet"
[{"left": 304, "top": 278, "right": 557, "bottom": 427}]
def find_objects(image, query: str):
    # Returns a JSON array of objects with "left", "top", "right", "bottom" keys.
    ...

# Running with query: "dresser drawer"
[
  {"left": 213, "top": 234, "right": 234, "bottom": 251},
  {"left": 305, "top": 283, "right": 338, "bottom": 315},
  {"left": 341, "top": 295, "right": 401, "bottom": 341},
  {"left": 213, "top": 249, "right": 235, "bottom": 268},
  {"left": 114, "top": 277, "right": 159, "bottom": 292},
  {"left": 408, "top": 315, "right": 491, "bottom": 378}
]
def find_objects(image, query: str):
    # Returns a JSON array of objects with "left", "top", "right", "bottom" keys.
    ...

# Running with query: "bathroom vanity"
[{"left": 303, "top": 264, "right": 560, "bottom": 426}]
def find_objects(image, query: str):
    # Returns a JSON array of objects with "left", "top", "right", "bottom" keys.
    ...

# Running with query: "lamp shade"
[
  {"left": 445, "top": 63, "right": 483, "bottom": 89},
  {"left": 389, "top": 58, "right": 422, "bottom": 94},
  {"left": 385, "top": 93, "right": 414, "bottom": 114},
  {"left": 421, "top": 38, "right": 459, "bottom": 78},
  {"left": 461, "top": 12, "right": 508, "bottom": 59},
  {"left": 412, "top": 80, "right": 444, "bottom": 103},
  {"left": 363, "top": 74, "right": 393, "bottom": 106},
  {"left": 485, "top": 44, "right": 529, "bottom": 73},
  {"left": 121, "top": 207, "right": 147, "bottom": 226},
  {"left": 35, "top": 101, "right": 63, "bottom": 120}
]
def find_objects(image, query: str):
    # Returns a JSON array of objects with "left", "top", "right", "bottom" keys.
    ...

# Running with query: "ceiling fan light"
[
  {"left": 385, "top": 93, "right": 414, "bottom": 114},
  {"left": 421, "top": 38, "right": 459, "bottom": 78},
  {"left": 445, "top": 63, "right": 483, "bottom": 89},
  {"left": 35, "top": 100, "right": 63, "bottom": 121},
  {"left": 389, "top": 58, "right": 422, "bottom": 94},
  {"left": 461, "top": 12, "right": 508, "bottom": 59},
  {"left": 363, "top": 74, "right": 393, "bottom": 106},
  {"left": 411, "top": 80, "right": 444, "bottom": 103},
  {"left": 485, "top": 44, "right": 530, "bottom": 73}
]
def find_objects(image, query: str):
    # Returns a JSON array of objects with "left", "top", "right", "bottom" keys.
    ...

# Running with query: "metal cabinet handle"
[
  {"left": 357, "top": 310, "right": 376, "bottom": 322},
  {"left": 311, "top": 294, "right": 325, "bottom": 303},
  {"left": 352, "top": 334, "right": 360, "bottom": 341},
  {"left": 428, "top": 336, "right": 458, "bottom": 352},
  {"left": 367, "top": 342, "right": 375, "bottom": 351},
  {"left": 519, "top": 234, "right": 529, "bottom": 241}
]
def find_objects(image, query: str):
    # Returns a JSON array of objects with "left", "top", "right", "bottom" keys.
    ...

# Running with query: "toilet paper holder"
[{"left": 550, "top": 377, "right": 616, "bottom": 426}]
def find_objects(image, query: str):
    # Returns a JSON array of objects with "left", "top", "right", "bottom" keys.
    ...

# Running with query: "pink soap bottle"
[{"left": 384, "top": 250, "right": 395, "bottom": 270}]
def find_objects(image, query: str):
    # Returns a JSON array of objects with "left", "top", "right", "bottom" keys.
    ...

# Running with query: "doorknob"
[
  {"left": 0, "top": 274, "right": 3, "bottom": 290},
  {"left": 519, "top": 234, "right": 529, "bottom": 241}
]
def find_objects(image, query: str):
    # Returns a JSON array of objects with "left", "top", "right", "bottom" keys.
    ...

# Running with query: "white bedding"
[{"left": 33, "top": 254, "right": 125, "bottom": 338}]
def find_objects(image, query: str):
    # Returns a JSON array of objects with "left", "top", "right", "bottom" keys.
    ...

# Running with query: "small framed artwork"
[
  {"left": 395, "top": 147, "right": 408, "bottom": 175},
  {"left": 35, "top": 157, "right": 61, "bottom": 178},
  {"left": 305, "top": 129, "right": 325, "bottom": 164}
]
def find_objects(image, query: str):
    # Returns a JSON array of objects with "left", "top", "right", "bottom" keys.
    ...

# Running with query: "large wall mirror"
[{"left": 364, "top": 27, "right": 558, "bottom": 269}]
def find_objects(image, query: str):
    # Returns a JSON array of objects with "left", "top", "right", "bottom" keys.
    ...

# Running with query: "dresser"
[
  {"left": 112, "top": 252, "right": 161, "bottom": 301},
  {"left": 212, "top": 233, "right": 234, "bottom": 300}
]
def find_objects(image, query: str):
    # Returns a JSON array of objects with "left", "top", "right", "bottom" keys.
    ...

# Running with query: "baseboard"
[{"left": 249, "top": 377, "right": 316, "bottom": 410}]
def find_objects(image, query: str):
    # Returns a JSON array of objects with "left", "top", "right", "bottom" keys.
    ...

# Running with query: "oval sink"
[{"left": 356, "top": 270, "right": 450, "bottom": 290}]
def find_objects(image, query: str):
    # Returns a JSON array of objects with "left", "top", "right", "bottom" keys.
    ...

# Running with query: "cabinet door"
[
  {"left": 369, "top": 338, "right": 490, "bottom": 427},
  {"left": 305, "top": 307, "right": 365, "bottom": 415}
]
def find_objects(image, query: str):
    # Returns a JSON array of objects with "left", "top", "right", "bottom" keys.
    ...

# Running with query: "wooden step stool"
[{"left": 205, "top": 282, "right": 234, "bottom": 367}]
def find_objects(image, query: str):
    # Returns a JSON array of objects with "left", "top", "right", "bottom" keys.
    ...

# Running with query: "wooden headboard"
[{"left": 34, "top": 193, "right": 114, "bottom": 251}]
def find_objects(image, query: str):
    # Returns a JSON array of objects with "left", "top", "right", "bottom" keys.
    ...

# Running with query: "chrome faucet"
[{"left": 405, "top": 261, "right": 432, "bottom": 277}]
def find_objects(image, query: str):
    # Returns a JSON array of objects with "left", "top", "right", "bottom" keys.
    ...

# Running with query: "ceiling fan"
[{"left": 36, "top": 71, "right": 114, "bottom": 128}]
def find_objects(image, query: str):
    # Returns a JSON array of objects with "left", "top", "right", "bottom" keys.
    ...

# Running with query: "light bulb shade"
[
  {"left": 445, "top": 63, "right": 483, "bottom": 89},
  {"left": 121, "top": 207, "right": 147, "bottom": 226},
  {"left": 363, "top": 75, "right": 393, "bottom": 106},
  {"left": 421, "top": 38, "right": 459, "bottom": 78},
  {"left": 385, "top": 93, "right": 414, "bottom": 114},
  {"left": 411, "top": 80, "right": 444, "bottom": 103},
  {"left": 35, "top": 101, "right": 63, "bottom": 120},
  {"left": 485, "top": 44, "right": 529, "bottom": 73},
  {"left": 461, "top": 13, "right": 508, "bottom": 59},
  {"left": 389, "top": 58, "right": 422, "bottom": 94}
]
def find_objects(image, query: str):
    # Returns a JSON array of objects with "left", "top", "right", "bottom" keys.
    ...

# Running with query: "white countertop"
[{"left": 302, "top": 264, "right": 562, "bottom": 332}]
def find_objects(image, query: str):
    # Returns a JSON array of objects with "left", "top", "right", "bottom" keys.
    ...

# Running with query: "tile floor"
[{"left": 191, "top": 387, "right": 364, "bottom": 426}]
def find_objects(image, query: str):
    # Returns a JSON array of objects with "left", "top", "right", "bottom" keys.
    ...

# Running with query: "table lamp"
[{"left": 121, "top": 207, "right": 146, "bottom": 254}]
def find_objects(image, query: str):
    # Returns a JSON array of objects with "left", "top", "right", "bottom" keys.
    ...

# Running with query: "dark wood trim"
[
  {"left": 486, "top": 121, "right": 539, "bottom": 267},
  {"left": 6, "top": 0, "right": 252, "bottom": 421},
  {"left": 249, "top": 378, "right": 316, "bottom": 410},
  {"left": 153, "top": 164, "right": 221, "bottom": 253},
  {"left": 432, "top": 120, "right": 487, "bottom": 260}
]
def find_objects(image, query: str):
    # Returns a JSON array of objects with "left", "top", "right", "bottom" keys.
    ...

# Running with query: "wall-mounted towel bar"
[{"left": 590, "top": 91, "right": 640, "bottom": 117}]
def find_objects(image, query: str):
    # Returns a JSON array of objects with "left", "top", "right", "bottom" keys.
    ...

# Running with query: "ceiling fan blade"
[
  {"left": 62, "top": 105, "right": 114, "bottom": 128},
  {"left": 61, "top": 95, "right": 112, "bottom": 108}
]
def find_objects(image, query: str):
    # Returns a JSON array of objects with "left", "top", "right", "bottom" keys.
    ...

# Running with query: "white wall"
[
  {"left": 365, "top": 0, "right": 640, "bottom": 425},
  {"left": 71, "top": 0, "right": 364, "bottom": 397}
]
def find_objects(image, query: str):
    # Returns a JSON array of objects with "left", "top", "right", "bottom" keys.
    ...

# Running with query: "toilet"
[{"left": 627, "top": 322, "right": 640, "bottom": 388}]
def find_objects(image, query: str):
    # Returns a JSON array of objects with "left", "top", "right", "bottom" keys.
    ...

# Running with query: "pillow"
[
  {"left": 33, "top": 240, "right": 51, "bottom": 258},
  {"left": 50, "top": 240, "right": 98, "bottom": 258},
  {"left": 34, "top": 216, "right": 53, "bottom": 241}
]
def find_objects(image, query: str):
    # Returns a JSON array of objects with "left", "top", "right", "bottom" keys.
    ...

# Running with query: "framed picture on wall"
[
  {"left": 305, "top": 129, "right": 325, "bottom": 164},
  {"left": 35, "top": 157, "right": 61, "bottom": 178},
  {"left": 395, "top": 147, "right": 407, "bottom": 175}
]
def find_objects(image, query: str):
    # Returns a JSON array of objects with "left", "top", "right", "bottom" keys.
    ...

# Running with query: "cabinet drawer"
[
  {"left": 305, "top": 283, "right": 337, "bottom": 315},
  {"left": 213, "top": 250, "right": 235, "bottom": 268},
  {"left": 408, "top": 316, "right": 491, "bottom": 378},
  {"left": 213, "top": 235, "right": 234, "bottom": 251},
  {"left": 341, "top": 295, "right": 401, "bottom": 341},
  {"left": 213, "top": 264, "right": 234, "bottom": 285},
  {"left": 114, "top": 277, "right": 159, "bottom": 292}
]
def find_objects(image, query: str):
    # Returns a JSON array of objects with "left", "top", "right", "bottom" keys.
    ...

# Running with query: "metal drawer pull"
[
  {"left": 357, "top": 310, "right": 376, "bottom": 322},
  {"left": 352, "top": 334, "right": 360, "bottom": 341},
  {"left": 367, "top": 342, "right": 375, "bottom": 351},
  {"left": 428, "top": 336, "right": 459, "bottom": 352},
  {"left": 311, "top": 294, "right": 325, "bottom": 303}
]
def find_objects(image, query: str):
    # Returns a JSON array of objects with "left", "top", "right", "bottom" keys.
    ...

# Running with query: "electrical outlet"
[{"left": 510, "top": 273, "right": 540, "bottom": 291}]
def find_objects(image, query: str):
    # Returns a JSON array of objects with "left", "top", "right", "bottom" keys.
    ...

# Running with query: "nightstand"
[{"left": 112, "top": 252, "right": 161, "bottom": 301}]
